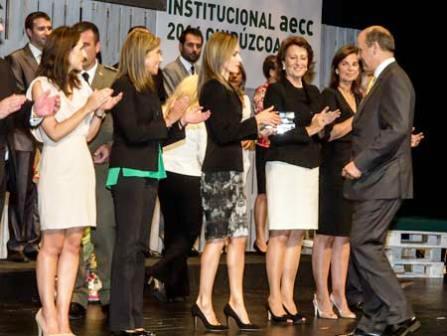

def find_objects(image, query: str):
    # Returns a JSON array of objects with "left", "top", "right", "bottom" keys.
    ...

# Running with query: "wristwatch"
[{"left": 94, "top": 110, "right": 106, "bottom": 120}]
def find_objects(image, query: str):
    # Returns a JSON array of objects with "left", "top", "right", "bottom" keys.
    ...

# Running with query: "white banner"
[{"left": 156, "top": 0, "right": 323, "bottom": 89}]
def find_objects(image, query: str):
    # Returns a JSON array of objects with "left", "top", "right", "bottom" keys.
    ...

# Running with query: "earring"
[
  {"left": 335, "top": 69, "right": 339, "bottom": 75},
  {"left": 282, "top": 63, "right": 286, "bottom": 70}
]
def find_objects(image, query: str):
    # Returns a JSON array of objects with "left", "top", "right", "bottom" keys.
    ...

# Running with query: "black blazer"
[
  {"left": 109, "top": 75, "right": 184, "bottom": 171},
  {"left": 344, "top": 62, "right": 415, "bottom": 200},
  {"left": 200, "top": 79, "right": 258, "bottom": 172},
  {"left": 263, "top": 77, "right": 322, "bottom": 168}
]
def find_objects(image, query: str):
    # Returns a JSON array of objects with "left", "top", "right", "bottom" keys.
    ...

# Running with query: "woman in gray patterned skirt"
[{"left": 192, "top": 32, "right": 280, "bottom": 331}]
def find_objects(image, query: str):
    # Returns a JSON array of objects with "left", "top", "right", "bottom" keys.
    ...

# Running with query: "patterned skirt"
[{"left": 201, "top": 171, "right": 248, "bottom": 240}]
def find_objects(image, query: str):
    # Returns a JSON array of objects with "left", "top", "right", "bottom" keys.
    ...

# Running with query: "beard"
[{"left": 182, "top": 52, "right": 200, "bottom": 63}]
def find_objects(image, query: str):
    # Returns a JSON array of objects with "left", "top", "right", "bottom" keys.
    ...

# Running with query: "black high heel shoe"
[
  {"left": 223, "top": 303, "right": 260, "bottom": 331},
  {"left": 266, "top": 304, "right": 291, "bottom": 324},
  {"left": 191, "top": 303, "right": 227, "bottom": 332},
  {"left": 282, "top": 305, "right": 306, "bottom": 324},
  {"left": 252, "top": 241, "right": 266, "bottom": 255}
]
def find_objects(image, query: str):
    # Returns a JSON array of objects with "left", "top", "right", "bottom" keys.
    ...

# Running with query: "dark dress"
[{"left": 317, "top": 88, "right": 361, "bottom": 236}]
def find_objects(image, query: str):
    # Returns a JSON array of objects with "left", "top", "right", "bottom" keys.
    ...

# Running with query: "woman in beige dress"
[{"left": 28, "top": 26, "right": 121, "bottom": 335}]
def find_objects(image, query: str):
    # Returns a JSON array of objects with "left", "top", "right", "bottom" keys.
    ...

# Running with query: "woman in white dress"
[{"left": 27, "top": 26, "right": 121, "bottom": 335}]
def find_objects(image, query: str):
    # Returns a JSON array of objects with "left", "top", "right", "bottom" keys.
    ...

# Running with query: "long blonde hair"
[
  {"left": 198, "top": 31, "right": 238, "bottom": 97},
  {"left": 163, "top": 74, "right": 199, "bottom": 116},
  {"left": 117, "top": 28, "right": 160, "bottom": 92}
]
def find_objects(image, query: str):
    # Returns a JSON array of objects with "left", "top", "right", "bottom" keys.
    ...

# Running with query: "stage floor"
[{"left": 0, "top": 257, "right": 446, "bottom": 335}]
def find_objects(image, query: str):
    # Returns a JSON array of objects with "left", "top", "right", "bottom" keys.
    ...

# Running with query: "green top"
[{"left": 106, "top": 149, "right": 166, "bottom": 187}]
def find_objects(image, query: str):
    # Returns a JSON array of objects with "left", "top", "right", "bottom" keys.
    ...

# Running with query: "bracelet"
[{"left": 94, "top": 110, "right": 106, "bottom": 120}]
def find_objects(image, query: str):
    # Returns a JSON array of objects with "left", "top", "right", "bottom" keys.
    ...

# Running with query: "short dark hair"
[
  {"left": 262, "top": 55, "right": 277, "bottom": 80},
  {"left": 72, "top": 21, "right": 100, "bottom": 43},
  {"left": 276, "top": 35, "right": 315, "bottom": 83},
  {"left": 25, "top": 11, "right": 51, "bottom": 31},
  {"left": 179, "top": 27, "right": 203, "bottom": 44},
  {"left": 365, "top": 26, "right": 395, "bottom": 53}
]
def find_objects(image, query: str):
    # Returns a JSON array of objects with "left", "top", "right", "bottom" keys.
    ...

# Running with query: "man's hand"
[
  {"left": 93, "top": 144, "right": 111, "bottom": 164},
  {"left": 0, "top": 94, "right": 27, "bottom": 119},
  {"left": 342, "top": 161, "right": 362, "bottom": 180},
  {"left": 411, "top": 127, "right": 424, "bottom": 148},
  {"left": 34, "top": 90, "right": 60, "bottom": 117}
]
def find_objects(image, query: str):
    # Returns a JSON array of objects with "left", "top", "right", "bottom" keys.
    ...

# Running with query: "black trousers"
[
  {"left": 7, "top": 150, "right": 40, "bottom": 253},
  {"left": 350, "top": 199, "right": 413, "bottom": 334},
  {"left": 150, "top": 171, "right": 203, "bottom": 298},
  {"left": 109, "top": 177, "right": 158, "bottom": 332}
]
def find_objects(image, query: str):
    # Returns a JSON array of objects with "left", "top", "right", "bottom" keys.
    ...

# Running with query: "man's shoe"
[
  {"left": 386, "top": 317, "right": 421, "bottom": 336},
  {"left": 7, "top": 250, "right": 29, "bottom": 263},
  {"left": 23, "top": 245, "right": 39, "bottom": 261},
  {"left": 69, "top": 302, "right": 86, "bottom": 320},
  {"left": 337, "top": 328, "right": 383, "bottom": 336}
]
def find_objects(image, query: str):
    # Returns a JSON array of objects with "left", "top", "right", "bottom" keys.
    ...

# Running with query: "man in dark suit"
[
  {"left": 339, "top": 26, "right": 420, "bottom": 336},
  {"left": 0, "top": 9, "right": 57, "bottom": 234},
  {"left": 68, "top": 21, "right": 117, "bottom": 320},
  {"left": 5, "top": 11, "right": 52, "bottom": 262},
  {"left": 162, "top": 27, "right": 203, "bottom": 96}
]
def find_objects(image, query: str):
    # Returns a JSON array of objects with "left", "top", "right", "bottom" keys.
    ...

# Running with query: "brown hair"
[
  {"left": 276, "top": 35, "right": 315, "bottom": 83},
  {"left": 198, "top": 31, "right": 238, "bottom": 97},
  {"left": 329, "top": 45, "right": 362, "bottom": 96},
  {"left": 37, "top": 26, "right": 81, "bottom": 95},
  {"left": 117, "top": 29, "right": 160, "bottom": 92}
]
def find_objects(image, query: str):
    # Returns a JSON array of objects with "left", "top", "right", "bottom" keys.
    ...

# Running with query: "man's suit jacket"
[
  {"left": 6, "top": 44, "right": 39, "bottom": 152},
  {"left": 0, "top": 58, "right": 19, "bottom": 149},
  {"left": 162, "top": 57, "right": 200, "bottom": 96},
  {"left": 344, "top": 62, "right": 415, "bottom": 201},
  {"left": 88, "top": 63, "right": 117, "bottom": 153}
]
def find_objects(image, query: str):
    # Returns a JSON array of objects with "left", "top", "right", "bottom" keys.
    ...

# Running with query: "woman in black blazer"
[
  {"left": 192, "top": 32, "right": 280, "bottom": 331},
  {"left": 263, "top": 36, "right": 339, "bottom": 324},
  {"left": 108, "top": 29, "right": 207, "bottom": 336}
]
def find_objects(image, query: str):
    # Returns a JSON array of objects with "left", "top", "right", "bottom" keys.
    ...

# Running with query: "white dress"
[{"left": 27, "top": 76, "right": 96, "bottom": 231}]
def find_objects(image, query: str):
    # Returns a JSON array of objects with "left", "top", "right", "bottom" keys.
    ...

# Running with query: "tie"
[
  {"left": 365, "top": 76, "right": 376, "bottom": 95},
  {"left": 190, "top": 65, "right": 195, "bottom": 75},
  {"left": 82, "top": 72, "right": 90, "bottom": 85}
]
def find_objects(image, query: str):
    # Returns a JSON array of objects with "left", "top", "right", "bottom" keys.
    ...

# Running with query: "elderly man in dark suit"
[
  {"left": 162, "top": 27, "right": 203, "bottom": 96},
  {"left": 338, "top": 26, "right": 420, "bottom": 336},
  {"left": 5, "top": 11, "right": 52, "bottom": 262}
]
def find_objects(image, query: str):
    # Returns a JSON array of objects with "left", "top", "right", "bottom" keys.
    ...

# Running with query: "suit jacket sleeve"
[
  {"left": 162, "top": 67, "right": 176, "bottom": 97},
  {"left": 354, "top": 73, "right": 413, "bottom": 173},
  {"left": 112, "top": 79, "right": 168, "bottom": 144},
  {"left": 5, "top": 54, "right": 26, "bottom": 93},
  {"left": 202, "top": 80, "right": 258, "bottom": 145},
  {"left": 264, "top": 83, "right": 310, "bottom": 145}
]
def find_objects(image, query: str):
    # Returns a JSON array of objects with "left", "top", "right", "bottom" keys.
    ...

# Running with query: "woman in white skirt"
[{"left": 263, "top": 36, "right": 339, "bottom": 324}]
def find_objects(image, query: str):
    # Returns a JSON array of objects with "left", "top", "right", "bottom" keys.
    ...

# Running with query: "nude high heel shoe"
[
  {"left": 313, "top": 294, "right": 338, "bottom": 319},
  {"left": 35, "top": 309, "right": 45, "bottom": 336},
  {"left": 330, "top": 293, "right": 356, "bottom": 319}
]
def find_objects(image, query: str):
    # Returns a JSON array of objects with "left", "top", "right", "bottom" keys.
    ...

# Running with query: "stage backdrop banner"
[{"left": 156, "top": 0, "right": 323, "bottom": 89}]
